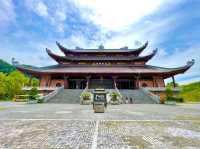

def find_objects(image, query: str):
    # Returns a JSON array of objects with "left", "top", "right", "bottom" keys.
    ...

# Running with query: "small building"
[{"left": 16, "top": 41, "right": 194, "bottom": 102}]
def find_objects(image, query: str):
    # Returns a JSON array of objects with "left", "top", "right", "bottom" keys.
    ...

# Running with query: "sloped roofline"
[
  {"left": 56, "top": 41, "right": 148, "bottom": 56},
  {"left": 46, "top": 48, "right": 157, "bottom": 62},
  {"left": 15, "top": 59, "right": 194, "bottom": 78}
]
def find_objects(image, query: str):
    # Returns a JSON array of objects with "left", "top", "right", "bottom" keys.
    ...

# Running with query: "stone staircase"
[
  {"left": 119, "top": 89, "right": 159, "bottom": 104},
  {"left": 47, "top": 89, "right": 83, "bottom": 103}
]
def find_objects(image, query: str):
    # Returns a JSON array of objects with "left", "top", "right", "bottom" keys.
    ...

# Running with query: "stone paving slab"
[
  {"left": 0, "top": 120, "right": 95, "bottom": 149},
  {"left": 0, "top": 103, "right": 200, "bottom": 120},
  {"left": 0, "top": 103, "right": 200, "bottom": 148},
  {"left": 0, "top": 120, "right": 200, "bottom": 149}
]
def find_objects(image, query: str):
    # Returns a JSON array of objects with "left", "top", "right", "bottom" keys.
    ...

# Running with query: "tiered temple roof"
[
  {"left": 46, "top": 48, "right": 157, "bottom": 62},
  {"left": 15, "top": 41, "right": 194, "bottom": 78},
  {"left": 56, "top": 41, "right": 148, "bottom": 55}
]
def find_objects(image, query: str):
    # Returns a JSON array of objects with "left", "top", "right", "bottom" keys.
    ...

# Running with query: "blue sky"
[{"left": 0, "top": 0, "right": 199, "bottom": 84}]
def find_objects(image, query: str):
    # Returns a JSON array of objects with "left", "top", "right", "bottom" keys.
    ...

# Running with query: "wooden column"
[
  {"left": 136, "top": 74, "right": 140, "bottom": 89},
  {"left": 48, "top": 75, "right": 52, "bottom": 87},
  {"left": 86, "top": 76, "right": 91, "bottom": 89},
  {"left": 64, "top": 76, "right": 69, "bottom": 89},
  {"left": 152, "top": 76, "right": 157, "bottom": 87},
  {"left": 112, "top": 76, "right": 117, "bottom": 89},
  {"left": 172, "top": 76, "right": 176, "bottom": 88},
  {"left": 76, "top": 81, "right": 79, "bottom": 89}
]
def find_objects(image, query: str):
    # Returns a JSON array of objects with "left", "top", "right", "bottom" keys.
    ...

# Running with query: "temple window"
[{"left": 92, "top": 62, "right": 111, "bottom": 65}]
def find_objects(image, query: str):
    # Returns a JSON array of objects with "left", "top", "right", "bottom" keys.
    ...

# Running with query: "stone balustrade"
[
  {"left": 22, "top": 87, "right": 57, "bottom": 91},
  {"left": 144, "top": 87, "right": 181, "bottom": 92}
]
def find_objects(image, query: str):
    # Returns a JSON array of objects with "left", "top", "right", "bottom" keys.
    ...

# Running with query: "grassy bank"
[{"left": 178, "top": 81, "right": 200, "bottom": 102}]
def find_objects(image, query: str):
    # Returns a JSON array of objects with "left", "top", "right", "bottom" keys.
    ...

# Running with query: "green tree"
[
  {"left": 31, "top": 78, "right": 39, "bottom": 87},
  {"left": 166, "top": 82, "right": 179, "bottom": 88},
  {"left": 165, "top": 86, "right": 173, "bottom": 100},
  {"left": 5, "top": 71, "right": 28, "bottom": 99},
  {"left": 0, "top": 73, "right": 6, "bottom": 99}
]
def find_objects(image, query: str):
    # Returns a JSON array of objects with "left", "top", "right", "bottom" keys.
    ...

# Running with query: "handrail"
[
  {"left": 140, "top": 88, "right": 160, "bottom": 104},
  {"left": 144, "top": 87, "right": 181, "bottom": 92},
  {"left": 23, "top": 86, "right": 57, "bottom": 90},
  {"left": 43, "top": 86, "right": 64, "bottom": 102},
  {"left": 114, "top": 87, "right": 123, "bottom": 103}
]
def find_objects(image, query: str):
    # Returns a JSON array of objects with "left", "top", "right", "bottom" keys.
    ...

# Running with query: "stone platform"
[{"left": 0, "top": 102, "right": 200, "bottom": 148}]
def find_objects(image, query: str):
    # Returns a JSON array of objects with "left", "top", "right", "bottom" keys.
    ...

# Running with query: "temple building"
[{"left": 16, "top": 41, "right": 194, "bottom": 102}]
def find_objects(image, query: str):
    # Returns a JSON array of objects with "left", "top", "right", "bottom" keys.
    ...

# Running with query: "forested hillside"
[
  {"left": 0, "top": 59, "right": 16, "bottom": 73},
  {"left": 179, "top": 81, "right": 200, "bottom": 102}
]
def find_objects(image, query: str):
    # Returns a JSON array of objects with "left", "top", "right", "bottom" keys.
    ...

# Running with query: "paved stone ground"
[{"left": 0, "top": 102, "right": 200, "bottom": 148}]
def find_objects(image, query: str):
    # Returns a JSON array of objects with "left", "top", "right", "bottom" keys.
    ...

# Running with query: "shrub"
[
  {"left": 165, "top": 86, "right": 173, "bottom": 99},
  {"left": 81, "top": 92, "right": 91, "bottom": 100},
  {"left": 166, "top": 96, "right": 183, "bottom": 102},
  {"left": 37, "top": 97, "right": 43, "bottom": 103},
  {"left": 110, "top": 91, "right": 119, "bottom": 101},
  {"left": 31, "top": 78, "right": 39, "bottom": 87},
  {"left": 29, "top": 87, "right": 39, "bottom": 100}
]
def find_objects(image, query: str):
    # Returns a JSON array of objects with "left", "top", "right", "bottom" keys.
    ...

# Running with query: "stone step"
[
  {"left": 119, "top": 89, "right": 156, "bottom": 104},
  {"left": 48, "top": 89, "right": 84, "bottom": 103}
]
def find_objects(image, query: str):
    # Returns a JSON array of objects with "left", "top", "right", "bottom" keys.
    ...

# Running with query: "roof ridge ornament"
[
  {"left": 120, "top": 46, "right": 128, "bottom": 50},
  {"left": 153, "top": 48, "right": 158, "bottom": 53},
  {"left": 11, "top": 57, "right": 19, "bottom": 66},
  {"left": 98, "top": 44, "right": 104, "bottom": 49},
  {"left": 187, "top": 59, "right": 195, "bottom": 66},
  {"left": 75, "top": 46, "right": 83, "bottom": 50}
]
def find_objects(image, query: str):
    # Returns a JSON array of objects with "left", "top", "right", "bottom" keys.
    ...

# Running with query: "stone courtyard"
[{"left": 0, "top": 102, "right": 200, "bottom": 148}]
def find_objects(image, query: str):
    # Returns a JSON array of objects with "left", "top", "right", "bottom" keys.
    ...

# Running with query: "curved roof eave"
[
  {"left": 14, "top": 59, "right": 194, "bottom": 77},
  {"left": 56, "top": 41, "right": 148, "bottom": 55},
  {"left": 15, "top": 65, "right": 44, "bottom": 76},
  {"left": 162, "top": 59, "right": 195, "bottom": 78},
  {"left": 46, "top": 48, "right": 66, "bottom": 63},
  {"left": 46, "top": 48, "right": 157, "bottom": 62}
]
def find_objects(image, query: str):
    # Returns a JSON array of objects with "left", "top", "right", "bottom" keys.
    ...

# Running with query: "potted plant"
[
  {"left": 80, "top": 92, "right": 92, "bottom": 105},
  {"left": 110, "top": 91, "right": 120, "bottom": 105}
]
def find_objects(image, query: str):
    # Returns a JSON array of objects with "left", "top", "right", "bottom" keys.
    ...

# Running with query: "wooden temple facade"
[{"left": 16, "top": 41, "right": 194, "bottom": 90}]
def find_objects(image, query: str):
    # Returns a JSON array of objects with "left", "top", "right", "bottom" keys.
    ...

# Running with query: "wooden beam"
[{"left": 172, "top": 76, "right": 176, "bottom": 88}]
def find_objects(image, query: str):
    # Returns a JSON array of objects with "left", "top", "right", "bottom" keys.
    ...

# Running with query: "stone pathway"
[
  {"left": 0, "top": 120, "right": 200, "bottom": 149},
  {"left": 0, "top": 102, "right": 200, "bottom": 148}
]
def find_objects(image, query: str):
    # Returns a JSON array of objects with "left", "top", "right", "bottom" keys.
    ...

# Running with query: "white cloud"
[
  {"left": 0, "top": 0, "right": 15, "bottom": 26},
  {"left": 35, "top": 1, "right": 48, "bottom": 17},
  {"left": 25, "top": 0, "right": 48, "bottom": 17},
  {"left": 24, "top": 0, "right": 69, "bottom": 32},
  {"left": 74, "top": 0, "right": 167, "bottom": 31},
  {"left": 150, "top": 44, "right": 200, "bottom": 84},
  {"left": 0, "top": 0, "right": 197, "bottom": 85},
  {"left": 55, "top": 10, "right": 67, "bottom": 22}
]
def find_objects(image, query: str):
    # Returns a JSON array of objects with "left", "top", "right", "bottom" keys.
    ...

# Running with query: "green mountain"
[
  {"left": 179, "top": 81, "right": 200, "bottom": 102},
  {"left": 0, "top": 59, "right": 16, "bottom": 73}
]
